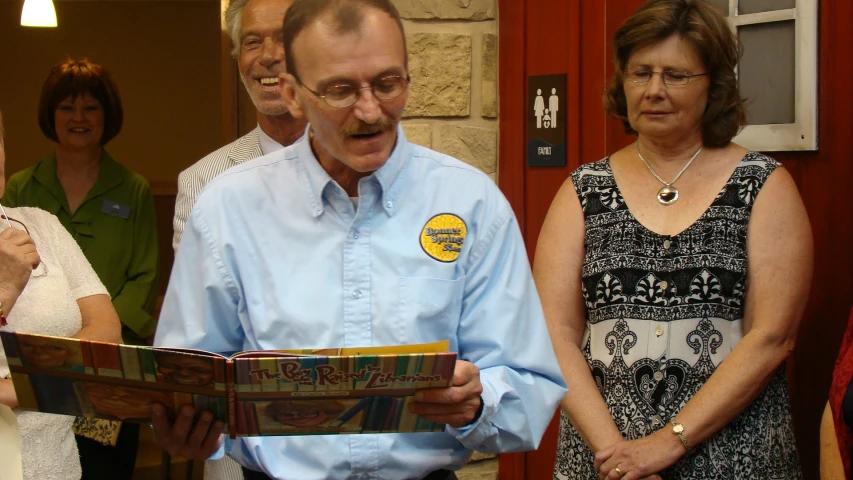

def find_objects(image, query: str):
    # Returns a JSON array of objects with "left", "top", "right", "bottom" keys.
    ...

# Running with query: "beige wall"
[
  {"left": 393, "top": 0, "right": 499, "bottom": 182},
  {"left": 392, "top": 6, "right": 502, "bottom": 478},
  {"left": 0, "top": 0, "right": 224, "bottom": 192}
]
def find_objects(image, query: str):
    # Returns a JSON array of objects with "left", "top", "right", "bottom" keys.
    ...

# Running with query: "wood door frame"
[
  {"left": 496, "top": 0, "right": 579, "bottom": 476},
  {"left": 496, "top": 2, "right": 525, "bottom": 477},
  {"left": 497, "top": 0, "right": 528, "bottom": 237}
]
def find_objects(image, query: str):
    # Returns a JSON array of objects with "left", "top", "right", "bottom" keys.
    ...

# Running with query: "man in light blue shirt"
[{"left": 151, "top": 1, "right": 566, "bottom": 479}]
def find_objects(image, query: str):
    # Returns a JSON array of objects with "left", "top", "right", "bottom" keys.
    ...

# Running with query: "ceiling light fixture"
[{"left": 21, "top": 0, "right": 57, "bottom": 28}]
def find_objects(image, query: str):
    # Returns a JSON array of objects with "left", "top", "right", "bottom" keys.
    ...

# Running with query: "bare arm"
[
  {"left": 664, "top": 167, "right": 812, "bottom": 443},
  {"left": 533, "top": 179, "right": 624, "bottom": 452},
  {"left": 597, "top": 167, "right": 813, "bottom": 479},
  {"left": 0, "top": 295, "right": 122, "bottom": 408},
  {"left": 0, "top": 228, "right": 40, "bottom": 316},
  {"left": 0, "top": 229, "right": 40, "bottom": 409},
  {"left": 821, "top": 401, "right": 846, "bottom": 480},
  {"left": 0, "top": 292, "right": 121, "bottom": 409},
  {"left": 74, "top": 294, "right": 123, "bottom": 344}
]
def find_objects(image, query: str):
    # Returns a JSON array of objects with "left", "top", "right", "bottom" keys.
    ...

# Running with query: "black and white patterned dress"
[{"left": 553, "top": 153, "right": 802, "bottom": 480}]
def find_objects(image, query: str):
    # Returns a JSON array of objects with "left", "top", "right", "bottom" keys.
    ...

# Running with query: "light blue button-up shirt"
[{"left": 156, "top": 126, "right": 567, "bottom": 480}]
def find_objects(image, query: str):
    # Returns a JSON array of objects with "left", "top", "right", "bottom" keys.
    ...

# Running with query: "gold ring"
[{"left": 613, "top": 467, "right": 625, "bottom": 477}]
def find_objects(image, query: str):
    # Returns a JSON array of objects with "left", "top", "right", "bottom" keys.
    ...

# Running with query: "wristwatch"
[{"left": 671, "top": 418, "right": 691, "bottom": 451}]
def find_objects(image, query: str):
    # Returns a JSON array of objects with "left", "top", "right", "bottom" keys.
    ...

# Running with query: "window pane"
[
  {"left": 707, "top": 0, "right": 729, "bottom": 15},
  {"left": 739, "top": 0, "right": 796, "bottom": 14},
  {"left": 738, "top": 20, "right": 795, "bottom": 125}
]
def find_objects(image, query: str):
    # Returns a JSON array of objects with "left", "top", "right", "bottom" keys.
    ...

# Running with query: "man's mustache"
[{"left": 341, "top": 118, "right": 394, "bottom": 136}]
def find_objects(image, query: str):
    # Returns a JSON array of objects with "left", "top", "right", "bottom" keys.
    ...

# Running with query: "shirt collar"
[
  {"left": 31, "top": 149, "right": 123, "bottom": 214},
  {"left": 295, "top": 124, "right": 410, "bottom": 218},
  {"left": 257, "top": 125, "right": 286, "bottom": 156}
]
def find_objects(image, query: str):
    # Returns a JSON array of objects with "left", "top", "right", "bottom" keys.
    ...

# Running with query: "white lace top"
[{"left": 0, "top": 207, "right": 108, "bottom": 480}]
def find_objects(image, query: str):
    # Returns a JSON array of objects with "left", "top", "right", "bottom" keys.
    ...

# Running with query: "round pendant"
[{"left": 657, "top": 185, "right": 679, "bottom": 205}]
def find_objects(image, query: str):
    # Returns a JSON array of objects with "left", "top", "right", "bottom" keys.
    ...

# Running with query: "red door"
[{"left": 497, "top": 1, "right": 853, "bottom": 479}]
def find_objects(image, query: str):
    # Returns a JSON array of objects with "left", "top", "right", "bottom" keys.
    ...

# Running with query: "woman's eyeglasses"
[
  {"left": 624, "top": 70, "right": 708, "bottom": 87},
  {"left": 1, "top": 215, "right": 49, "bottom": 278}
]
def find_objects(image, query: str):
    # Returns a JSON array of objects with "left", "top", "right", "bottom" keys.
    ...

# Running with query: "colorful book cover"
[{"left": 0, "top": 332, "right": 456, "bottom": 438}]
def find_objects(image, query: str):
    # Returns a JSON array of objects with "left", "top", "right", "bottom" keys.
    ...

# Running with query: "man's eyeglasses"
[
  {"left": 298, "top": 75, "right": 410, "bottom": 108},
  {"left": 1, "top": 215, "right": 49, "bottom": 278},
  {"left": 624, "top": 70, "right": 708, "bottom": 87}
]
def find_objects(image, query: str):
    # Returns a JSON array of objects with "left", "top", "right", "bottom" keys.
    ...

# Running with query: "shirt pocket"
[{"left": 395, "top": 276, "right": 464, "bottom": 345}]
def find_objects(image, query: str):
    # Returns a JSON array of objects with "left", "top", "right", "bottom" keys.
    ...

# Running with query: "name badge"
[
  {"left": 420, "top": 214, "right": 467, "bottom": 263},
  {"left": 101, "top": 200, "right": 130, "bottom": 219}
]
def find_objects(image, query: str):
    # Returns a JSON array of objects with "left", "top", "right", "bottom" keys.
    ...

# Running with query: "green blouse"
[{"left": 2, "top": 151, "right": 159, "bottom": 345}]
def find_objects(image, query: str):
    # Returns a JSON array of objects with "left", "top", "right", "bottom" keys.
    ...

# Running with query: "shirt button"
[
  {"left": 654, "top": 371, "right": 664, "bottom": 381},
  {"left": 352, "top": 290, "right": 363, "bottom": 299},
  {"left": 385, "top": 200, "right": 394, "bottom": 209},
  {"left": 663, "top": 239, "right": 671, "bottom": 249},
  {"left": 353, "top": 231, "right": 360, "bottom": 239},
  {"left": 652, "top": 415, "right": 662, "bottom": 425},
  {"left": 660, "top": 280, "right": 668, "bottom": 290},
  {"left": 655, "top": 326, "right": 663, "bottom": 336}
]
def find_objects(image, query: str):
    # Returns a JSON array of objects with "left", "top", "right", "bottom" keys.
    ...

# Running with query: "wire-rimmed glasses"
[
  {"left": 0, "top": 214, "right": 49, "bottom": 278},
  {"left": 624, "top": 70, "right": 708, "bottom": 87},
  {"left": 298, "top": 75, "right": 411, "bottom": 108}
]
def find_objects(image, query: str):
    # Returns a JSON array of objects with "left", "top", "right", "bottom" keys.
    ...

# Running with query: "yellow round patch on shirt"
[{"left": 420, "top": 214, "right": 468, "bottom": 263}]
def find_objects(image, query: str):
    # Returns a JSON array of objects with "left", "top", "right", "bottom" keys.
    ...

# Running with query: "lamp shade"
[{"left": 21, "top": 0, "right": 57, "bottom": 27}]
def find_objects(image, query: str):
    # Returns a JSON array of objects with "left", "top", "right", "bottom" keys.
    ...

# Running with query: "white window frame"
[{"left": 726, "top": 0, "right": 818, "bottom": 151}]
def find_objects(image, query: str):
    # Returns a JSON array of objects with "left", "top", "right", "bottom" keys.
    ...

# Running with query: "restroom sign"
[{"left": 527, "top": 74, "right": 567, "bottom": 167}]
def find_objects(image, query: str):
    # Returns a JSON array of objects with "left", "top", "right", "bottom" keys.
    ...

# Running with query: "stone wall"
[
  {"left": 393, "top": 3, "right": 500, "bottom": 476},
  {"left": 394, "top": 0, "right": 499, "bottom": 183},
  {"left": 392, "top": 7, "right": 500, "bottom": 478}
]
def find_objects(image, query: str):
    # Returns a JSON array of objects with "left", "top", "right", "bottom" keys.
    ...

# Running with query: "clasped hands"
[
  {"left": 594, "top": 428, "right": 687, "bottom": 480},
  {"left": 151, "top": 360, "right": 483, "bottom": 460}
]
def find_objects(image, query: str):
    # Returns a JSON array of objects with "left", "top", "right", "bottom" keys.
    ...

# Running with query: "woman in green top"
[
  {"left": 1, "top": 58, "right": 157, "bottom": 479},
  {"left": 3, "top": 58, "right": 158, "bottom": 346}
]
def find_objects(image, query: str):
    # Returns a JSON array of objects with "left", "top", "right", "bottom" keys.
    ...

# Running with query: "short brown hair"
[
  {"left": 282, "top": 0, "right": 407, "bottom": 80},
  {"left": 603, "top": 0, "right": 747, "bottom": 147},
  {"left": 38, "top": 58, "right": 123, "bottom": 145}
]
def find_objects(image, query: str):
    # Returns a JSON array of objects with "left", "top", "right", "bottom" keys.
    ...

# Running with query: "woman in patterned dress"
[{"left": 534, "top": 1, "right": 812, "bottom": 479}]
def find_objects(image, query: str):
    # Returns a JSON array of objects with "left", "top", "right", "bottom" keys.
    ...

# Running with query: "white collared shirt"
[{"left": 257, "top": 125, "right": 285, "bottom": 156}]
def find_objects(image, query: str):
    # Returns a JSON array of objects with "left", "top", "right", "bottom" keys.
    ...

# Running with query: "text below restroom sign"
[{"left": 527, "top": 74, "right": 567, "bottom": 167}]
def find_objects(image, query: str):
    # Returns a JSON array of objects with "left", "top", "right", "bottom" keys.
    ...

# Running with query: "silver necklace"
[{"left": 635, "top": 142, "right": 704, "bottom": 206}]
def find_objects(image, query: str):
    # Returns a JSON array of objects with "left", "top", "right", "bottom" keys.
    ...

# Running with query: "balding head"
[{"left": 282, "top": 0, "right": 407, "bottom": 80}]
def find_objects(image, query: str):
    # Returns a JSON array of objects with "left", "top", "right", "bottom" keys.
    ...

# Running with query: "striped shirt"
[{"left": 172, "top": 128, "right": 264, "bottom": 251}]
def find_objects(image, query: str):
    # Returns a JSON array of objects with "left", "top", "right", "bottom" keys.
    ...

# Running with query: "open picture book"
[{"left": 0, "top": 331, "right": 456, "bottom": 439}]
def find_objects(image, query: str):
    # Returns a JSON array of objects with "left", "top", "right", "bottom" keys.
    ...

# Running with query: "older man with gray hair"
[{"left": 172, "top": 0, "right": 306, "bottom": 251}]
